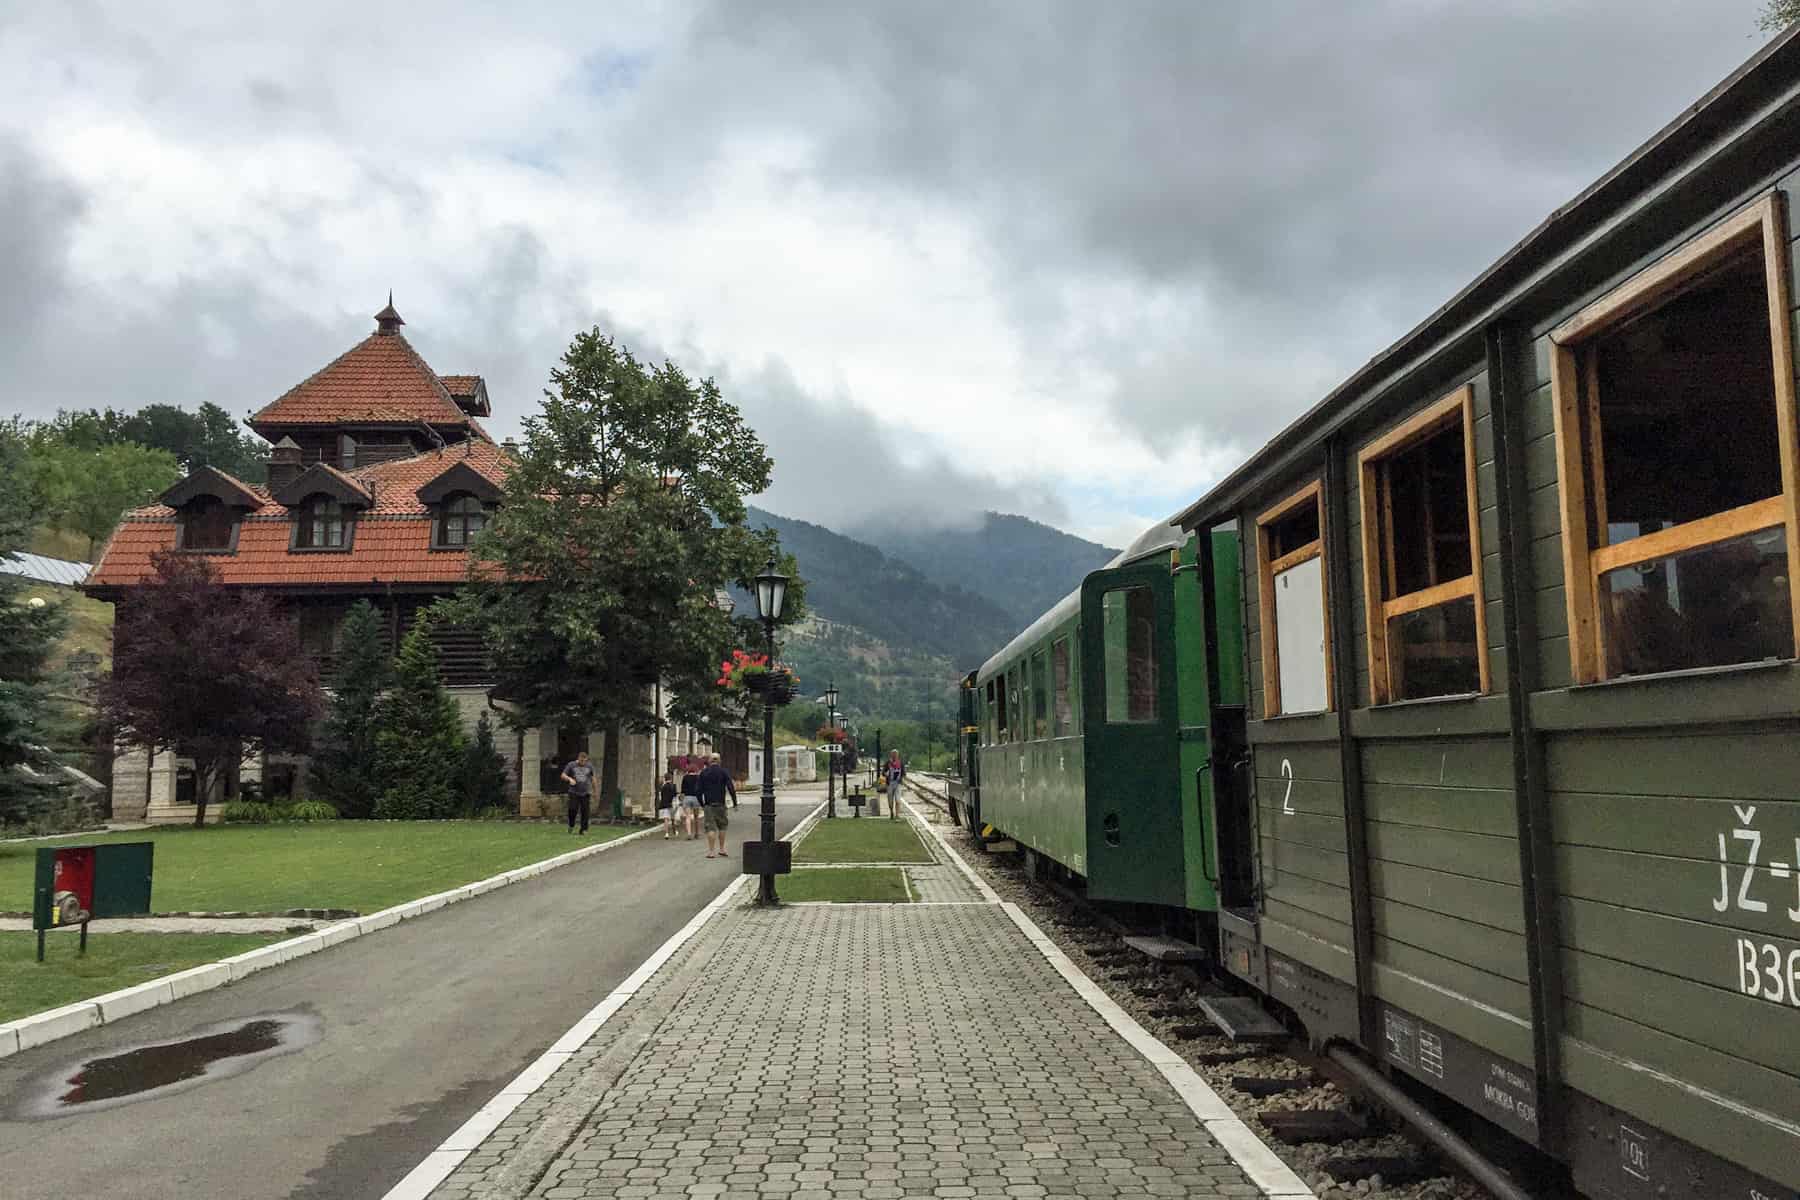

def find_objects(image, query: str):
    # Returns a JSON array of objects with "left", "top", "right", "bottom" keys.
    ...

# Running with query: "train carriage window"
[
  {"left": 1031, "top": 650, "right": 1049, "bottom": 739},
  {"left": 1357, "top": 385, "right": 1489, "bottom": 703},
  {"left": 1101, "top": 586, "right": 1158, "bottom": 722},
  {"left": 1255, "top": 483, "right": 1331, "bottom": 717},
  {"left": 995, "top": 675, "right": 1008, "bottom": 741},
  {"left": 1051, "top": 638, "right": 1072, "bottom": 736},
  {"left": 1551, "top": 194, "right": 1800, "bottom": 681},
  {"left": 984, "top": 680, "right": 996, "bottom": 744}
]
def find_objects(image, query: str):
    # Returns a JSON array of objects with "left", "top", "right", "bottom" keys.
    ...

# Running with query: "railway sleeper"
[
  {"left": 1320, "top": 1154, "right": 1441, "bottom": 1187},
  {"left": 1229, "top": 1072, "right": 1320, "bottom": 1097},
  {"left": 1258, "top": 1106, "right": 1372, "bottom": 1145}
]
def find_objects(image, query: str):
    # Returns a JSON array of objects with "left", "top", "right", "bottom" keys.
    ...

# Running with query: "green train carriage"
[
  {"left": 972, "top": 525, "right": 1245, "bottom": 920},
  {"left": 958, "top": 29, "right": 1800, "bottom": 1200}
]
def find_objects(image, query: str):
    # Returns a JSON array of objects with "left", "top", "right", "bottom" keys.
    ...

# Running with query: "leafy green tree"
[
  {"left": 0, "top": 425, "right": 71, "bottom": 826},
  {"left": 461, "top": 711, "right": 511, "bottom": 815},
  {"left": 307, "top": 600, "right": 391, "bottom": 818},
  {"left": 34, "top": 441, "right": 182, "bottom": 559},
  {"left": 101, "top": 552, "right": 324, "bottom": 827},
  {"left": 1760, "top": 0, "right": 1800, "bottom": 30},
  {"left": 31, "top": 402, "right": 268, "bottom": 485},
  {"left": 446, "top": 330, "right": 803, "bottom": 808},
  {"left": 372, "top": 621, "right": 465, "bottom": 819}
]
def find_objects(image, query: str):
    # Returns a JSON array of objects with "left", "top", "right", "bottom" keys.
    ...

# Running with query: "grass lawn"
[
  {"left": 0, "top": 822, "right": 638, "bottom": 916},
  {"left": 794, "top": 816, "right": 933, "bottom": 864},
  {"left": 0, "top": 931, "right": 282, "bottom": 1022},
  {"left": 779, "top": 867, "right": 911, "bottom": 904}
]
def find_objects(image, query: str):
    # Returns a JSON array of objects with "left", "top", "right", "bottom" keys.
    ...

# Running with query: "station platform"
[{"left": 401, "top": 803, "right": 1312, "bottom": 1200}]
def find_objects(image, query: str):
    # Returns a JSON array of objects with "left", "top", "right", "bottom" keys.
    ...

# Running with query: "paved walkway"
[{"left": 418, "top": 806, "right": 1309, "bottom": 1200}]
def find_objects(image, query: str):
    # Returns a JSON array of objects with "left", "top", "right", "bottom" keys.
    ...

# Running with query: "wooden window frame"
[
  {"left": 1254, "top": 480, "right": 1332, "bottom": 718},
  {"left": 1356, "top": 385, "right": 1489, "bottom": 704},
  {"left": 1549, "top": 193, "right": 1800, "bottom": 683},
  {"left": 434, "top": 493, "right": 489, "bottom": 550}
]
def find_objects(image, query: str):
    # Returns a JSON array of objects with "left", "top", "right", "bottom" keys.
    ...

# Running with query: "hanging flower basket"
[{"left": 766, "top": 668, "right": 798, "bottom": 706}]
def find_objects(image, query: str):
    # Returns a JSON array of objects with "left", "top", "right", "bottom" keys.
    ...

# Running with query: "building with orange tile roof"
[{"left": 87, "top": 301, "right": 725, "bottom": 824}]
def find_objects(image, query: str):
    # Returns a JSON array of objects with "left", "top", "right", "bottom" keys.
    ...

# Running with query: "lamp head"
[{"left": 754, "top": 557, "right": 788, "bottom": 624}]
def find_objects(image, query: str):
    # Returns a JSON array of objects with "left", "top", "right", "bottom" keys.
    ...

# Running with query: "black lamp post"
[
  {"left": 824, "top": 682, "right": 840, "bottom": 819},
  {"left": 751, "top": 558, "right": 788, "bottom": 905}
]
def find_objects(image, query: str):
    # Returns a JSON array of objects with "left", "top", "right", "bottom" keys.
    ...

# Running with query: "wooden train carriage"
[
  {"left": 1179, "top": 31, "right": 1800, "bottom": 1200},
  {"left": 973, "top": 524, "right": 1244, "bottom": 915}
]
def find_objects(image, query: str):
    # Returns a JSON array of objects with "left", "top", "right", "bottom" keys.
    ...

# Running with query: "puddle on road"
[{"left": 13, "top": 1009, "right": 321, "bottom": 1119}]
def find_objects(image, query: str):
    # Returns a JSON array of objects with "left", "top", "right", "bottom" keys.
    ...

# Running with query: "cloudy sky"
[{"left": 0, "top": 3, "right": 1777, "bottom": 547}]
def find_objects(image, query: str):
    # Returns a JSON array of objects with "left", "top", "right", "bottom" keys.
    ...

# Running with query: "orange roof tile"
[
  {"left": 88, "top": 443, "right": 516, "bottom": 591},
  {"left": 439, "top": 375, "right": 480, "bottom": 396},
  {"left": 250, "top": 331, "right": 475, "bottom": 431}
]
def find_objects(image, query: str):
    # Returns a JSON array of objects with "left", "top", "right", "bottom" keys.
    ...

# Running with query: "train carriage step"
[
  {"left": 1191, "top": 995, "right": 1288, "bottom": 1043},
  {"left": 1258, "top": 1107, "right": 1370, "bottom": 1145},
  {"left": 1121, "top": 934, "right": 1207, "bottom": 962}
]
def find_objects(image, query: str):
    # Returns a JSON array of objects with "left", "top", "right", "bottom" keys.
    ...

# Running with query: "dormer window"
[
  {"left": 294, "top": 495, "right": 349, "bottom": 550},
  {"left": 180, "top": 496, "right": 237, "bottom": 551},
  {"left": 438, "top": 493, "right": 487, "bottom": 547}
]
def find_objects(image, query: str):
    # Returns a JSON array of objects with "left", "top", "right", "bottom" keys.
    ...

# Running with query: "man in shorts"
[{"left": 697, "top": 753, "right": 737, "bottom": 859}]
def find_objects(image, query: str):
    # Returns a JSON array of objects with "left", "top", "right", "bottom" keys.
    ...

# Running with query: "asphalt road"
[{"left": 0, "top": 791, "right": 819, "bottom": 1200}]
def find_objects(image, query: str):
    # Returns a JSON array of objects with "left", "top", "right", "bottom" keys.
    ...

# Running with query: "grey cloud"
[{"left": 665, "top": 1, "right": 1767, "bottom": 451}]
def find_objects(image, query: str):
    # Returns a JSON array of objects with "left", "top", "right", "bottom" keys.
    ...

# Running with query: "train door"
[
  {"left": 1080, "top": 560, "right": 1183, "bottom": 905},
  {"left": 1199, "top": 529, "right": 1257, "bottom": 915}
]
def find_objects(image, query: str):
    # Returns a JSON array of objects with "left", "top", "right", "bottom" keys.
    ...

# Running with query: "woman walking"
[
  {"left": 657, "top": 770, "right": 679, "bottom": 839},
  {"left": 679, "top": 761, "right": 703, "bottom": 839}
]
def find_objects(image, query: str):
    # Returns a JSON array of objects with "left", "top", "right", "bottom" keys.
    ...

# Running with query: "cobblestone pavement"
[
  {"left": 430, "top": 897, "right": 1266, "bottom": 1199},
  {"left": 899, "top": 864, "right": 983, "bottom": 903}
]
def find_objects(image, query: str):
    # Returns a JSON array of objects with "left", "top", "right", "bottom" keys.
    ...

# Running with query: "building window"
[
  {"left": 1255, "top": 482, "right": 1330, "bottom": 716},
  {"left": 1101, "top": 585, "right": 1158, "bottom": 722},
  {"left": 1051, "top": 637, "right": 1072, "bottom": 737},
  {"left": 1357, "top": 385, "right": 1488, "bottom": 703},
  {"left": 437, "top": 493, "right": 487, "bottom": 547},
  {"left": 294, "top": 496, "right": 347, "bottom": 549},
  {"left": 1551, "top": 194, "right": 1800, "bottom": 682},
  {"left": 179, "top": 496, "right": 236, "bottom": 551}
]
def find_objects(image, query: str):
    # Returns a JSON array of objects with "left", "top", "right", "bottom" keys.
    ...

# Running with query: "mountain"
[
  {"left": 848, "top": 511, "right": 1118, "bottom": 630},
  {"left": 742, "top": 507, "right": 1023, "bottom": 721}
]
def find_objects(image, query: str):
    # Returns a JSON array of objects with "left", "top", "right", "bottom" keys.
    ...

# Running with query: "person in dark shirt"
[
  {"left": 560, "top": 750, "right": 595, "bottom": 834},
  {"left": 697, "top": 754, "right": 737, "bottom": 859},
  {"left": 657, "top": 770, "right": 679, "bottom": 839}
]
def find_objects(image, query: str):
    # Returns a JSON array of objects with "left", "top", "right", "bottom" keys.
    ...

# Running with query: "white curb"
[
  {"left": 381, "top": 800, "right": 829, "bottom": 1200},
  {"left": 0, "top": 823, "right": 661, "bottom": 1063},
  {"left": 911, "top": 797, "right": 1315, "bottom": 1198}
]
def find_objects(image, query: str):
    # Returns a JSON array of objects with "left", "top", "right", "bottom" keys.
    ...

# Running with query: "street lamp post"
[
  {"left": 824, "top": 682, "right": 840, "bottom": 819},
  {"left": 752, "top": 559, "right": 788, "bottom": 906}
]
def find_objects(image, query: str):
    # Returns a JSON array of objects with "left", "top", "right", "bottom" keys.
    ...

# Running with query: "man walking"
[
  {"left": 698, "top": 753, "right": 737, "bottom": 859},
  {"left": 560, "top": 749, "right": 595, "bottom": 834},
  {"left": 884, "top": 749, "right": 904, "bottom": 817}
]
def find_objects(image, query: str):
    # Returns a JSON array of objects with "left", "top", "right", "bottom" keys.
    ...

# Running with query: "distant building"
[
  {"left": 0, "top": 552, "right": 92, "bottom": 588},
  {"left": 86, "top": 300, "right": 734, "bottom": 823}
]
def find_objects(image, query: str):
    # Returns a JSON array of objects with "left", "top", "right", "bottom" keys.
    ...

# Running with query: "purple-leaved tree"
[{"left": 101, "top": 551, "right": 326, "bottom": 827}]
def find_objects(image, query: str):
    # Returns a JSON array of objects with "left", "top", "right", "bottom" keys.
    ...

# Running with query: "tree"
[
  {"left": 101, "top": 552, "right": 325, "bottom": 827},
  {"left": 0, "top": 425, "right": 71, "bottom": 826},
  {"left": 1760, "top": 0, "right": 1800, "bottom": 31},
  {"left": 34, "top": 442, "right": 182, "bottom": 559},
  {"left": 307, "top": 600, "right": 391, "bottom": 818},
  {"left": 446, "top": 330, "right": 804, "bottom": 810},
  {"left": 461, "top": 711, "right": 511, "bottom": 815},
  {"left": 372, "top": 621, "right": 465, "bottom": 820}
]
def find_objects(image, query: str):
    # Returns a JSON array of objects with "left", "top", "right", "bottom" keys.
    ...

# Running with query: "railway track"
[{"left": 901, "top": 777, "right": 1550, "bottom": 1200}]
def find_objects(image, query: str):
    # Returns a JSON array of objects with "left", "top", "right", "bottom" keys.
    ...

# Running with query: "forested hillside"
[
  {"left": 849, "top": 511, "right": 1117, "bottom": 628},
  {"left": 744, "top": 507, "right": 1017, "bottom": 666}
]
